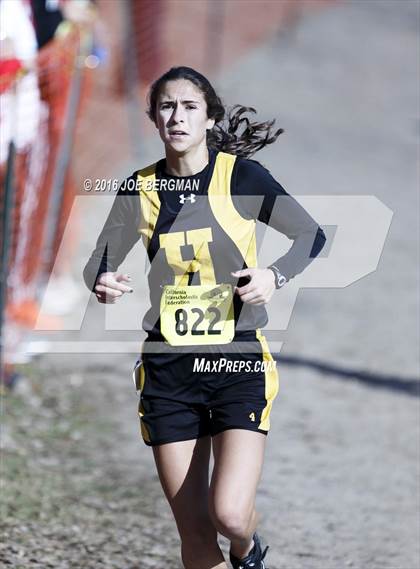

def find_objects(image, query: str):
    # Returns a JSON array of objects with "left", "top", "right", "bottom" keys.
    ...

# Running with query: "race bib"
[{"left": 160, "top": 284, "right": 235, "bottom": 346}]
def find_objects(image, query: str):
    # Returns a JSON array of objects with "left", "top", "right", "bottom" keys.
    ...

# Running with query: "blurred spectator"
[
  {"left": 0, "top": 0, "right": 41, "bottom": 165},
  {"left": 1, "top": 0, "right": 99, "bottom": 384},
  {"left": 0, "top": 0, "right": 44, "bottom": 380}
]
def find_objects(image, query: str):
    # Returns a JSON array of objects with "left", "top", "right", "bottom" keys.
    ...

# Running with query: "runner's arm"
[
  {"left": 231, "top": 159, "right": 326, "bottom": 283},
  {"left": 82, "top": 174, "right": 141, "bottom": 291}
]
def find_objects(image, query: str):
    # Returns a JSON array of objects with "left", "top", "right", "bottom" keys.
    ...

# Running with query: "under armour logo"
[{"left": 179, "top": 194, "right": 196, "bottom": 204}]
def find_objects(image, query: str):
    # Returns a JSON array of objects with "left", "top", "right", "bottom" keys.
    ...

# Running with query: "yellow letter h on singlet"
[{"left": 159, "top": 228, "right": 216, "bottom": 286}]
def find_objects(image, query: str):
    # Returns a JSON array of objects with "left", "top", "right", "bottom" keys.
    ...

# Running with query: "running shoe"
[{"left": 229, "top": 532, "right": 269, "bottom": 569}]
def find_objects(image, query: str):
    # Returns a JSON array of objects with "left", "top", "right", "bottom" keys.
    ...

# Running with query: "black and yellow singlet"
[
  {"left": 141, "top": 151, "right": 266, "bottom": 341},
  {"left": 83, "top": 148, "right": 326, "bottom": 340}
]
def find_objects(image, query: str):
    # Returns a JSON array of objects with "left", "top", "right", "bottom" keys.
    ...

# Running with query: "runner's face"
[{"left": 155, "top": 79, "right": 215, "bottom": 153}]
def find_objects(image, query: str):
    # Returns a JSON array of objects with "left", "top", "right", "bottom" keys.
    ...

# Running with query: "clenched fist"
[{"left": 232, "top": 268, "right": 276, "bottom": 305}]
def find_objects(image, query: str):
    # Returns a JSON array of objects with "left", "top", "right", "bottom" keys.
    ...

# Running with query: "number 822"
[{"left": 175, "top": 307, "right": 222, "bottom": 336}]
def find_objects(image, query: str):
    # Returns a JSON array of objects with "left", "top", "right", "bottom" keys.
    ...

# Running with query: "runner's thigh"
[{"left": 209, "top": 430, "right": 266, "bottom": 519}]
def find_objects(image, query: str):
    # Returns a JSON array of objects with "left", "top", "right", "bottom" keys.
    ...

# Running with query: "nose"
[{"left": 168, "top": 103, "right": 185, "bottom": 125}]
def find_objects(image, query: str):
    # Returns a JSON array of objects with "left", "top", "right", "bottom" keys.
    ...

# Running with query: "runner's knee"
[{"left": 210, "top": 507, "right": 251, "bottom": 540}]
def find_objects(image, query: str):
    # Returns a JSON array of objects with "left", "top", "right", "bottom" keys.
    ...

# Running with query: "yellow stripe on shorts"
[
  {"left": 136, "top": 355, "right": 151, "bottom": 444},
  {"left": 256, "top": 329, "right": 279, "bottom": 431}
]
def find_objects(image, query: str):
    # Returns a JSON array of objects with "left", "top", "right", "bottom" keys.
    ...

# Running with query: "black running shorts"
[{"left": 132, "top": 331, "right": 279, "bottom": 447}]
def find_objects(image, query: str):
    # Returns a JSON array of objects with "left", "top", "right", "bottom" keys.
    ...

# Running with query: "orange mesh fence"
[
  {"left": 0, "top": 22, "right": 94, "bottom": 382},
  {"left": 6, "top": 27, "right": 80, "bottom": 316}
]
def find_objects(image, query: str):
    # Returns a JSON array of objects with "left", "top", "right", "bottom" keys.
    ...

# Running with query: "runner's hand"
[
  {"left": 94, "top": 272, "right": 133, "bottom": 304},
  {"left": 231, "top": 268, "right": 276, "bottom": 305}
]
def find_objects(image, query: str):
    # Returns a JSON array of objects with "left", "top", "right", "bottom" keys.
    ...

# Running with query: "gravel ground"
[
  {"left": 2, "top": 1, "right": 419, "bottom": 568},
  {"left": 2, "top": 346, "right": 418, "bottom": 568},
  {"left": 1, "top": 361, "right": 180, "bottom": 569}
]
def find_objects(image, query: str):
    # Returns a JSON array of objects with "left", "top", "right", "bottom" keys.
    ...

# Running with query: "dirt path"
[
  {"left": 2, "top": 343, "right": 418, "bottom": 569},
  {"left": 1, "top": 357, "right": 181, "bottom": 569}
]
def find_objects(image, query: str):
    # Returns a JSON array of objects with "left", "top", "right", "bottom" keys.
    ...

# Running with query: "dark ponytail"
[
  {"left": 207, "top": 104, "right": 284, "bottom": 158},
  {"left": 147, "top": 66, "right": 284, "bottom": 158}
]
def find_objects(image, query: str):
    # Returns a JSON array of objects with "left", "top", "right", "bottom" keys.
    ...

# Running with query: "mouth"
[{"left": 168, "top": 130, "right": 188, "bottom": 138}]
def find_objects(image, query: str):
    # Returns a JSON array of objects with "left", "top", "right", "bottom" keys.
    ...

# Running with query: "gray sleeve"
[
  {"left": 82, "top": 176, "right": 141, "bottom": 291},
  {"left": 265, "top": 194, "right": 326, "bottom": 282},
  {"left": 232, "top": 159, "right": 326, "bottom": 282}
]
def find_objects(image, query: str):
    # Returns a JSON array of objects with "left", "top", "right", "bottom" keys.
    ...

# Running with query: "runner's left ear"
[{"left": 206, "top": 117, "right": 215, "bottom": 130}]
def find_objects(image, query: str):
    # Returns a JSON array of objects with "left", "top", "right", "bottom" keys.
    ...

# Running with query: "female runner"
[{"left": 83, "top": 66, "right": 326, "bottom": 569}]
